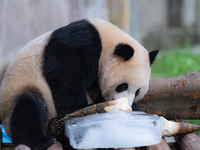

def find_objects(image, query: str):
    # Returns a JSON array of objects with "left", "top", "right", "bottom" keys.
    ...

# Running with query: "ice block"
[{"left": 64, "top": 111, "right": 162, "bottom": 149}]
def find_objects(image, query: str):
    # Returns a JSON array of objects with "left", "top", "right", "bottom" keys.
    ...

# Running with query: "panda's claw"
[{"left": 48, "top": 118, "right": 64, "bottom": 136}]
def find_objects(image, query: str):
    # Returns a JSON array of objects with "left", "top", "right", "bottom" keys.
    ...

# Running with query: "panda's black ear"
[
  {"left": 114, "top": 43, "right": 134, "bottom": 61},
  {"left": 149, "top": 50, "right": 159, "bottom": 65}
]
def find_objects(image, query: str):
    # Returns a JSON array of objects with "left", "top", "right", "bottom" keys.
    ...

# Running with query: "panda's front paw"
[
  {"left": 47, "top": 118, "right": 64, "bottom": 136},
  {"left": 52, "top": 119, "right": 64, "bottom": 135}
]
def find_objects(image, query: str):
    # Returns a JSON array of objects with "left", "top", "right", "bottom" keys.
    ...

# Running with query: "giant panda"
[{"left": 0, "top": 18, "right": 158, "bottom": 150}]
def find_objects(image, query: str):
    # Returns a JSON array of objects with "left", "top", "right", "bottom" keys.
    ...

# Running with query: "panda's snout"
[{"left": 127, "top": 93, "right": 135, "bottom": 106}]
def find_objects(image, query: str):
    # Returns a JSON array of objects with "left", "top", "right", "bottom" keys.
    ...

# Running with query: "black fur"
[
  {"left": 114, "top": 43, "right": 134, "bottom": 61},
  {"left": 11, "top": 88, "right": 54, "bottom": 150},
  {"left": 87, "top": 80, "right": 105, "bottom": 104},
  {"left": 115, "top": 83, "right": 128, "bottom": 93},
  {"left": 43, "top": 19, "right": 102, "bottom": 116},
  {"left": 43, "top": 20, "right": 102, "bottom": 149},
  {"left": 135, "top": 88, "right": 140, "bottom": 97},
  {"left": 149, "top": 50, "right": 159, "bottom": 65}
]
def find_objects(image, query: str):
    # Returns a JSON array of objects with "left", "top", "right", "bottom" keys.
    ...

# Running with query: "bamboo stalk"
[
  {"left": 161, "top": 117, "right": 200, "bottom": 137},
  {"left": 59, "top": 97, "right": 132, "bottom": 121}
]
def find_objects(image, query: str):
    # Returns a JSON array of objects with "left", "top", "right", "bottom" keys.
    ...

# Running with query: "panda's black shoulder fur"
[{"left": 43, "top": 19, "right": 102, "bottom": 116}]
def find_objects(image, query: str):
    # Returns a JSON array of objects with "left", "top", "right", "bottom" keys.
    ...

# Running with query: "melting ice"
[{"left": 65, "top": 111, "right": 162, "bottom": 149}]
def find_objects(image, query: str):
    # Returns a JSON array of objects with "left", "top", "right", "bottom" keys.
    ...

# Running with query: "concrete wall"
[{"left": 129, "top": 0, "right": 167, "bottom": 43}]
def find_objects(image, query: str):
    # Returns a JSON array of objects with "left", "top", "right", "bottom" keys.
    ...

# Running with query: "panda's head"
[{"left": 89, "top": 19, "right": 158, "bottom": 106}]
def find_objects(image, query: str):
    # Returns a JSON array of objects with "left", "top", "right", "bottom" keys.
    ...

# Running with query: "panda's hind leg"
[{"left": 11, "top": 88, "right": 55, "bottom": 150}]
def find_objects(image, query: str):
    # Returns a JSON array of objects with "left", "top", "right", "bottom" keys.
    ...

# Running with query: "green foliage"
[
  {"left": 151, "top": 47, "right": 200, "bottom": 78},
  {"left": 187, "top": 120, "right": 200, "bottom": 136},
  {"left": 151, "top": 47, "right": 200, "bottom": 136}
]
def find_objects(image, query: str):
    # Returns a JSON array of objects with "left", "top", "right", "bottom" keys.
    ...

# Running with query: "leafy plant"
[{"left": 151, "top": 47, "right": 200, "bottom": 78}]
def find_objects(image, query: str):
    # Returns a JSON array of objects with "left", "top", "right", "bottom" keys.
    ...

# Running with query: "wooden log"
[
  {"left": 135, "top": 71, "right": 200, "bottom": 120},
  {"left": 174, "top": 132, "right": 200, "bottom": 150},
  {"left": 168, "top": 142, "right": 181, "bottom": 150},
  {"left": 1, "top": 144, "right": 14, "bottom": 150},
  {"left": 146, "top": 138, "right": 170, "bottom": 150}
]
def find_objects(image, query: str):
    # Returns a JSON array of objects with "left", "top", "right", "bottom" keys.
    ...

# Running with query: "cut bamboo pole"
[{"left": 161, "top": 117, "right": 200, "bottom": 137}]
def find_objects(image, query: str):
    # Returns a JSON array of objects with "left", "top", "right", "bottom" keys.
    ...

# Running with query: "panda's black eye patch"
[
  {"left": 116, "top": 83, "right": 128, "bottom": 93},
  {"left": 135, "top": 88, "right": 140, "bottom": 97},
  {"left": 114, "top": 43, "right": 134, "bottom": 61}
]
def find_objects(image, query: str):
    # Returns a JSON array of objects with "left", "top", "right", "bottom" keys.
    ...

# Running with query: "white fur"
[
  {"left": 89, "top": 18, "right": 151, "bottom": 105},
  {"left": 0, "top": 31, "right": 57, "bottom": 136}
]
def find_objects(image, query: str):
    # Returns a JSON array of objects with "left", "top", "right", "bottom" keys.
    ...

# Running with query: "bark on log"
[
  {"left": 135, "top": 71, "right": 200, "bottom": 120},
  {"left": 174, "top": 132, "right": 200, "bottom": 150},
  {"left": 147, "top": 138, "right": 170, "bottom": 150}
]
